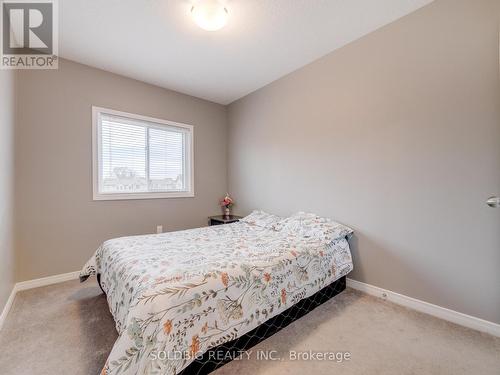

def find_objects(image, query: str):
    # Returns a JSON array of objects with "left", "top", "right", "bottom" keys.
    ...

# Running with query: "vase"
[{"left": 223, "top": 207, "right": 230, "bottom": 218}]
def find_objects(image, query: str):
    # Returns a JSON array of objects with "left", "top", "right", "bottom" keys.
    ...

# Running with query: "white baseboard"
[
  {"left": 347, "top": 278, "right": 500, "bottom": 338},
  {"left": 0, "top": 271, "right": 80, "bottom": 331},
  {"left": 0, "top": 287, "right": 17, "bottom": 331},
  {"left": 3, "top": 272, "right": 499, "bottom": 338},
  {"left": 15, "top": 271, "right": 80, "bottom": 292}
]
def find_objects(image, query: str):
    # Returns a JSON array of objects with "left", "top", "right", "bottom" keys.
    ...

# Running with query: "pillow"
[
  {"left": 274, "top": 212, "right": 353, "bottom": 243},
  {"left": 240, "top": 210, "right": 282, "bottom": 229}
]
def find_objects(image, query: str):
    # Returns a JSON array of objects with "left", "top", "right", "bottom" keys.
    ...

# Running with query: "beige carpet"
[{"left": 0, "top": 280, "right": 499, "bottom": 375}]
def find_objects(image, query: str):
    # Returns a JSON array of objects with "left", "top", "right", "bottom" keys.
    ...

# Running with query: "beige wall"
[
  {"left": 228, "top": 0, "right": 500, "bottom": 323},
  {"left": 0, "top": 70, "right": 16, "bottom": 310},
  {"left": 15, "top": 59, "right": 227, "bottom": 280}
]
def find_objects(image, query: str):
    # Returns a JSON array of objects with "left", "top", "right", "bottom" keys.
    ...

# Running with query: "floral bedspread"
[{"left": 80, "top": 222, "right": 353, "bottom": 375}]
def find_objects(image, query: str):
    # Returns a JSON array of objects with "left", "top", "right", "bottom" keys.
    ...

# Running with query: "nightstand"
[{"left": 208, "top": 215, "right": 243, "bottom": 226}]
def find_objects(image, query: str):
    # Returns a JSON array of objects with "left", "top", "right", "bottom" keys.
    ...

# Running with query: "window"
[{"left": 92, "top": 107, "right": 194, "bottom": 200}]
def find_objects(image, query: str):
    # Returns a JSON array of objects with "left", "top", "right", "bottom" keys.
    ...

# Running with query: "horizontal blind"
[
  {"left": 98, "top": 113, "right": 189, "bottom": 194},
  {"left": 149, "top": 128, "right": 185, "bottom": 191}
]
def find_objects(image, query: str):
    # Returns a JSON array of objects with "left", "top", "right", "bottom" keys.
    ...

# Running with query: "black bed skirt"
[{"left": 178, "top": 275, "right": 347, "bottom": 375}]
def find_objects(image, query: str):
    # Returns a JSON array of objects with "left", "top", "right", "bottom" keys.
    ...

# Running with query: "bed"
[{"left": 80, "top": 214, "right": 353, "bottom": 375}]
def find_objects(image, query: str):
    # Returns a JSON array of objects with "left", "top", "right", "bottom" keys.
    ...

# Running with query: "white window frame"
[{"left": 92, "top": 106, "right": 194, "bottom": 201}]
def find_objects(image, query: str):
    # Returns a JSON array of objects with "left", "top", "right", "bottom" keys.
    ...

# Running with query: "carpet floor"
[{"left": 0, "top": 279, "right": 498, "bottom": 375}]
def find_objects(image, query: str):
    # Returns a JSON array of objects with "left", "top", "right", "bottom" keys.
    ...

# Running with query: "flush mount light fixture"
[{"left": 191, "top": 0, "right": 228, "bottom": 31}]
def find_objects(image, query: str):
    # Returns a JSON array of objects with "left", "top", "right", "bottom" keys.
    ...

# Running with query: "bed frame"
[{"left": 98, "top": 274, "right": 346, "bottom": 375}]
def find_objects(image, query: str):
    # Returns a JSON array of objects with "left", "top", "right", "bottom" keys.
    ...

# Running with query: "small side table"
[{"left": 208, "top": 215, "right": 243, "bottom": 226}]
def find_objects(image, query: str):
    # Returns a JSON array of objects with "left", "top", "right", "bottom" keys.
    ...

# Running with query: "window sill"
[{"left": 93, "top": 191, "right": 195, "bottom": 201}]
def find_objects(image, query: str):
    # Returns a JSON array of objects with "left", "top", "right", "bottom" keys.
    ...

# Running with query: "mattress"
[{"left": 80, "top": 221, "right": 353, "bottom": 375}]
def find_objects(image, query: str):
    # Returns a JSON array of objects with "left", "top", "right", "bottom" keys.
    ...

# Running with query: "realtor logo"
[{"left": 1, "top": 0, "right": 58, "bottom": 69}]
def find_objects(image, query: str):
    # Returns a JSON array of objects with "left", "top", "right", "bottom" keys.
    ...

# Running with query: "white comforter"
[{"left": 80, "top": 222, "right": 353, "bottom": 374}]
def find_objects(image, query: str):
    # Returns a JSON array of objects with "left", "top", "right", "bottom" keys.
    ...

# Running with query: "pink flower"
[
  {"left": 281, "top": 289, "right": 287, "bottom": 304},
  {"left": 220, "top": 194, "right": 234, "bottom": 207},
  {"left": 221, "top": 272, "right": 229, "bottom": 287}
]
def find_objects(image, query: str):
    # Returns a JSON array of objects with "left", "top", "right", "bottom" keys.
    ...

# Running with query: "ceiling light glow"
[{"left": 191, "top": 0, "right": 228, "bottom": 31}]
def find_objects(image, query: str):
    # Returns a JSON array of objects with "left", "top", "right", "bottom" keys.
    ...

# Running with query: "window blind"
[{"left": 96, "top": 113, "right": 190, "bottom": 196}]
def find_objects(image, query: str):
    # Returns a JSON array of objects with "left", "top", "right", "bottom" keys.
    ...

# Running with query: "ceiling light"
[{"left": 191, "top": 0, "right": 228, "bottom": 31}]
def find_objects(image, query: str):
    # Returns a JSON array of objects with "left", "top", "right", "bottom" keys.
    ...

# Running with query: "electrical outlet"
[{"left": 156, "top": 225, "right": 163, "bottom": 234}]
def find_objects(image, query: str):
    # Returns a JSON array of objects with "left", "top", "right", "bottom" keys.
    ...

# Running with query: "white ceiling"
[{"left": 60, "top": 0, "right": 433, "bottom": 105}]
